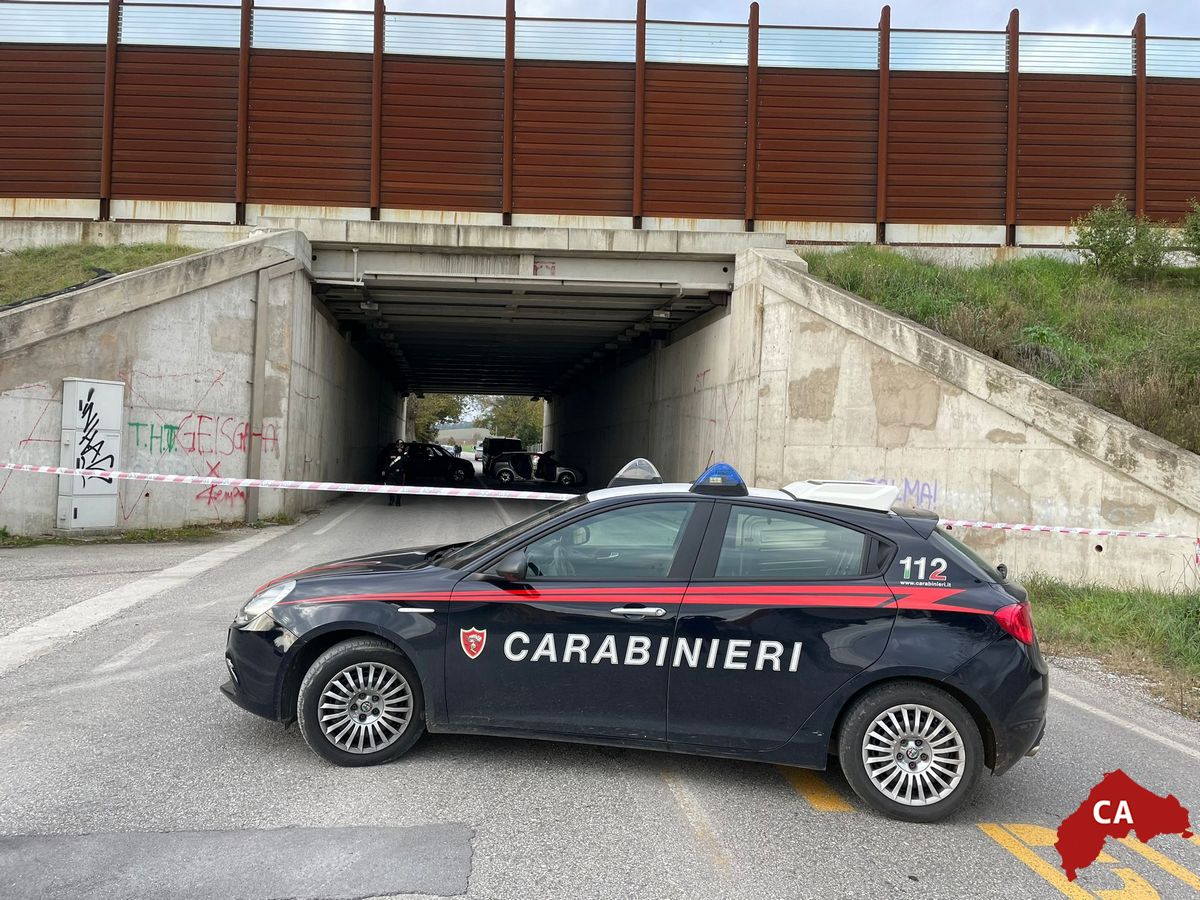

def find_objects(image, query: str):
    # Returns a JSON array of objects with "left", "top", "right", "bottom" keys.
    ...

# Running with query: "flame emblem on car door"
[{"left": 460, "top": 627, "right": 487, "bottom": 659}]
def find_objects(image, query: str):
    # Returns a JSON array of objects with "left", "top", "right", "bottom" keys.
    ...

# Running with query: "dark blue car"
[{"left": 222, "top": 460, "right": 1046, "bottom": 822}]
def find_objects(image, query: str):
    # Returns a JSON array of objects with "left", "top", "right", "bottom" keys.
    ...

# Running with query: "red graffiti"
[
  {"left": 176, "top": 414, "right": 278, "bottom": 457},
  {"left": 194, "top": 460, "right": 247, "bottom": 508}
]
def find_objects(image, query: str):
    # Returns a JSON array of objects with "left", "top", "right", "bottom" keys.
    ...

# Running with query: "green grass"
[
  {"left": 0, "top": 243, "right": 197, "bottom": 307},
  {"left": 1029, "top": 576, "right": 1200, "bottom": 680},
  {"left": 804, "top": 247, "right": 1200, "bottom": 454}
]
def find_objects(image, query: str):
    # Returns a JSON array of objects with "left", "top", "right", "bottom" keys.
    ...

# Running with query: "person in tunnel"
[
  {"left": 384, "top": 442, "right": 407, "bottom": 507},
  {"left": 534, "top": 449, "right": 556, "bottom": 481}
]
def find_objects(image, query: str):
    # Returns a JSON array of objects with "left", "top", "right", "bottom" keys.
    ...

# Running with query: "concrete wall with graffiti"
[
  {"left": 0, "top": 231, "right": 404, "bottom": 534},
  {"left": 548, "top": 249, "right": 1200, "bottom": 590}
]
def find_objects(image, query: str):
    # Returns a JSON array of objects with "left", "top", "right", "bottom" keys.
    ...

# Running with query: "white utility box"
[{"left": 57, "top": 377, "right": 125, "bottom": 529}]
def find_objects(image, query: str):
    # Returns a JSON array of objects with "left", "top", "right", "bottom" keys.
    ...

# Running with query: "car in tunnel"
[
  {"left": 491, "top": 450, "right": 585, "bottom": 487},
  {"left": 399, "top": 442, "right": 475, "bottom": 485},
  {"left": 221, "top": 460, "right": 1047, "bottom": 823},
  {"left": 478, "top": 436, "right": 523, "bottom": 476}
]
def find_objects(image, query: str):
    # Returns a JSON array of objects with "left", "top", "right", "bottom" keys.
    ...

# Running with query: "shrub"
[
  {"left": 1071, "top": 196, "right": 1171, "bottom": 281},
  {"left": 1182, "top": 199, "right": 1200, "bottom": 262}
]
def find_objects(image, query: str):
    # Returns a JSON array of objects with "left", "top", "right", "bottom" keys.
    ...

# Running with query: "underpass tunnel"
[{"left": 310, "top": 246, "right": 737, "bottom": 485}]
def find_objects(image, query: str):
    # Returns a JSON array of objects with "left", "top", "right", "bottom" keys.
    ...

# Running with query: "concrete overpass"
[{"left": 1, "top": 218, "right": 1198, "bottom": 591}]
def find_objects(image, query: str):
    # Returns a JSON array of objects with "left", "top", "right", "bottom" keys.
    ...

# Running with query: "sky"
[{"left": 233, "top": 0, "right": 1194, "bottom": 36}]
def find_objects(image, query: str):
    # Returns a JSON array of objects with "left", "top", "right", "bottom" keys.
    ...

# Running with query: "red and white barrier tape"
[
  {"left": 2, "top": 463, "right": 1197, "bottom": 551},
  {"left": 938, "top": 519, "right": 1197, "bottom": 542},
  {"left": 0, "top": 462, "right": 575, "bottom": 502}
]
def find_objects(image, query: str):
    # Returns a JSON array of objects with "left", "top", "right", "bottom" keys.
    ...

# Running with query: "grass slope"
[
  {"left": 1030, "top": 575, "right": 1200, "bottom": 717},
  {"left": 0, "top": 243, "right": 196, "bottom": 307},
  {"left": 805, "top": 247, "right": 1200, "bottom": 455}
]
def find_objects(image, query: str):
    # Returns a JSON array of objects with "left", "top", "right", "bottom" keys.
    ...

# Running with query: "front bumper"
[{"left": 220, "top": 622, "right": 293, "bottom": 722}]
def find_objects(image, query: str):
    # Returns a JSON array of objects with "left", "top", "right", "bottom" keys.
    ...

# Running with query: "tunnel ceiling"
[{"left": 315, "top": 272, "right": 730, "bottom": 397}]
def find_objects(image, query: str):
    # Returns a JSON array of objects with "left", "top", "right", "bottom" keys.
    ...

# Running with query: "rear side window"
[
  {"left": 929, "top": 530, "right": 1005, "bottom": 583},
  {"left": 714, "top": 506, "right": 866, "bottom": 580}
]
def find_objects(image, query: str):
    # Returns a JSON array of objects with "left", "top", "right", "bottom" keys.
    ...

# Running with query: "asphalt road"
[{"left": 1, "top": 493, "right": 1198, "bottom": 899}]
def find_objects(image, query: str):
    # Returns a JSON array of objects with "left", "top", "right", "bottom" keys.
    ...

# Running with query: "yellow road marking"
[
  {"left": 1119, "top": 837, "right": 1200, "bottom": 891},
  {"left": 1190, "top": 834, "right": 1200, "bottom": 848},
  {"left": 977, "top": 823, "right": 1093, "bottom": 899},
  {"left": 661, "top": 769, "right": 731, "bottom": 873},
  {"left": 1001, "top": 824, "right": 1117, "bottom": 863},
  {"left": 1095, "top": 867, "right": 1161, "bottom": 899},
  {"left": 778, "top": 766, "right": 853, "bottom": 812}
]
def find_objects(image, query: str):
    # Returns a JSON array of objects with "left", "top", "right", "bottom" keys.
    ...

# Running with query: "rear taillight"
[{"left": 995, "top": 602, "right": 1034, "bottom": 645}]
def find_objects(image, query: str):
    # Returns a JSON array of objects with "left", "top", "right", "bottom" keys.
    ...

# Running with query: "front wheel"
[
  {"left": 496, "top": 469, "right": 515, "bottom": 484},
  {"left": 838, "top": 681, "right": 983, "bottom": 822},
  {"left": 297, "top": 637, "right": 425, "bottom": 766},
  {"left": 556, "top": 471, "right": 577, "bottom": 487},
  {"left": 449, "top": 466, "right": 469, "bottom": 484}
]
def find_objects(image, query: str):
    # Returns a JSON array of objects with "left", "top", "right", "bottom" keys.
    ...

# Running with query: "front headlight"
[{"left": 234, "top": 580, "right": 296, "bottom": 628}]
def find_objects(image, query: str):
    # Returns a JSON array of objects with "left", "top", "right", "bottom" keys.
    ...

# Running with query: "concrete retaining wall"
[
  {"left": 549, "top": 249, "right": 1200, "bottom": 589},
  {"left": 0, "top": 231, "right": 403, "bottom": 534}
]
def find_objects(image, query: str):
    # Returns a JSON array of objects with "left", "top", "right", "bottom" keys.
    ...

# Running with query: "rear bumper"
[{"left": 944, "top": 638, "right": 1048, "bottom": 776}]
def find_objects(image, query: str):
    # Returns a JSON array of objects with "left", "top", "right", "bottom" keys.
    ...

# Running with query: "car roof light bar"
[
  {"left": 781, "top": 480, "right": 900, "bottom": 512},
  {"left": 690, "top": 462, "right": 749, "bottom": 497},
  {"left": 608, "top": 458, "right": 664, "bottom": 489}
]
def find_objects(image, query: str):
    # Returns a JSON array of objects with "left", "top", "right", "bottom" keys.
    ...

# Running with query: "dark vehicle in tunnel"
[
  {"left": 478, "top": 436, "right": 523, "bottom": 476},
  {"left": 221, "top": 460, "right": 1046, "bottom": 823},
  {"left": 492, "top": 450, "right": 585, "bottom": 487},
  {"left": 400, "top": 442, "right": 474, "bottom": 485}
]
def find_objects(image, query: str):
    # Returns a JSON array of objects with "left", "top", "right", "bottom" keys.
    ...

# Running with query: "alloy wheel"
[{"left": 861, "top": 703, "right": 965, "bottom": 806}]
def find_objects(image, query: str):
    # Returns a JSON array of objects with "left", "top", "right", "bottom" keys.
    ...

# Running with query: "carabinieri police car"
[{"left": 221, "top": 460, "right": 1047, "bottom": 822}]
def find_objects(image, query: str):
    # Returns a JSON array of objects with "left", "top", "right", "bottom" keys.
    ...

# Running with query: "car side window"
[
  {"left": 714, "top": 506, "right": 866, "bottom": 580},
  {"left": 525, "top": 502, "right": 696, "bottom": 580}
]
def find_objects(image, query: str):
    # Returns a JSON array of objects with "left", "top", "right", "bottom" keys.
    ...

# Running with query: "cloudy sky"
[{"left": 250, "top": 0, "right": 1194, "bottom": 35}]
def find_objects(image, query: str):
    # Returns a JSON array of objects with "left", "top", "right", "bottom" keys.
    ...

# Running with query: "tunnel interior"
[{"left": 312, "top": 247, "right": 735, "bottom": 400}]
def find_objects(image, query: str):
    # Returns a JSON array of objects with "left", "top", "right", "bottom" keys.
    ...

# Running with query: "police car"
[{"left": 221, "top": 460, "right": 1047, "bottom": 822}]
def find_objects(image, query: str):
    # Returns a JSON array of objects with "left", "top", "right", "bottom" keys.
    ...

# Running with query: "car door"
[
  {"left": 446, "top": 498, "right": 712, "bottom": 740},
  {"left": 666, "top": 501, "right": 897, "bottom": 752}
]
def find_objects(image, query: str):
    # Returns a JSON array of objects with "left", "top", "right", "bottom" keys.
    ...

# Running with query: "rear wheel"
[
  {"left": 297, "top": 638, "right": 425, "bottom": 767},
  {"left": 838, "top": 681, "right": 983, "bottom": 822},
  {"left": 557, "top": 471, "right": 577, "bottom": 487}
]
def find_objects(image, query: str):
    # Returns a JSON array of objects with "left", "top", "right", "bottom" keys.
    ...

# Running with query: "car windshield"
[{"left": 437, "top": 495, "right": 588, "bottom": 569}]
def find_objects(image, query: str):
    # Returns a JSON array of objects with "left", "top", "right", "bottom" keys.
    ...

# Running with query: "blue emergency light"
[{"left": 689, "top": 462, "right": 749, "bottom": 496}]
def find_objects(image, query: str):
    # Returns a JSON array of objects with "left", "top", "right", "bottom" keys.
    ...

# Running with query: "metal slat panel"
[
  {"left": 112, "top": 47, "right": 237, "bottom": 201},
  {"left": 247, "top": 49, "right": 371, "bottom": 207},
  {"left": 380, "top": 57, "right": 502, "bottom": 212},
  {"left": 1017, "top": 74, "right": 1135, "bottom": 223},
  {"left": 755, "top": 70, "right": 876, "bottom": 222},
  {"left": 643, "top": 64, "right": 745, "bottom": 219},
  {"left": 1144, "top": 77, "right": 1200, "bottom": 219},
  {"left": 0, "top": 44, "right": 103, "bottom": 197},
  {"left": 513, "top": 61, "right": 633, "bottom": 215}
]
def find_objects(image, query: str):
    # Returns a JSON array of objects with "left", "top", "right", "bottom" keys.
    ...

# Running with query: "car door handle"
[{"left": 610, "top": 606, "right": 666, "bottom": 618}]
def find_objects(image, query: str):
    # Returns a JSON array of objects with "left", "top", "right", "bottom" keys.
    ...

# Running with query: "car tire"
[
  {"left": 496, "top": 469, "right": 514, "bottom": 484},
  {"left": 838, "top": 680, "right": 983, "bottom": 822},
  {"left": 556, "top": 471, "right": 576, "bottom": 487},
  {"left": 297, "top": 637, "right": 425, "bottom": 767},
  {"left": 450, "top": 466, "right": 469, "bottom": 484}
]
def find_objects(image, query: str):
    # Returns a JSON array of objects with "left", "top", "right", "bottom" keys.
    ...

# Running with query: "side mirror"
[
  {"left": 996, "top": 562, "right": 1008, "bottom": 580},
  {"left": 495, "top": 549, "right": 528, "bottom": 582},
  {"left": 570, "top": 525, "right": 591, "bottom": 546}
]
